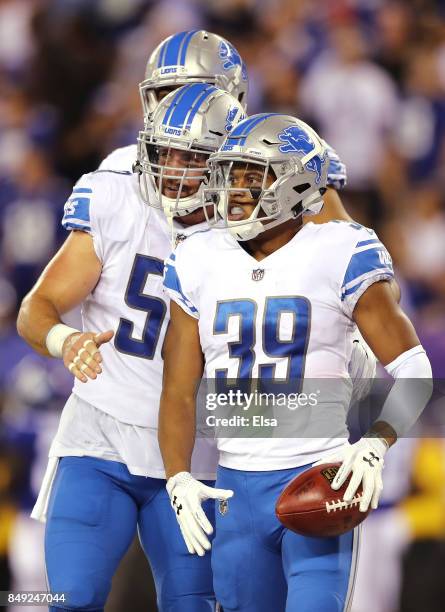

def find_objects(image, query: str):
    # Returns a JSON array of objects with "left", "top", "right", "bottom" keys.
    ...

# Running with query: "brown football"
[{"left": 276, "top": 463, "right": 371, "bottom": 537}]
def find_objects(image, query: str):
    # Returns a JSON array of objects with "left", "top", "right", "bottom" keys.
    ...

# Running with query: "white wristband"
[
  {"left": 381, "top": 345, "right": 433, "bottom": 436},
  {"left": 45, "top": 323, "right": 80, "bottom": 358}
]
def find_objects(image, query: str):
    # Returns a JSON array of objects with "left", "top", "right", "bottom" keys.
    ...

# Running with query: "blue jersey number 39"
[{"left": 213, "top": 296, "right": 311, "bottom": 393}]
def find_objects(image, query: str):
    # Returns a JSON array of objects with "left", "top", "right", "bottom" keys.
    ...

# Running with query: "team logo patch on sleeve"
[
  {"left": 62, "top": 186, "right": 92, "bottom": 231},
  {"left": 277, "top": 127, "right": 326, "bottom": 184}
]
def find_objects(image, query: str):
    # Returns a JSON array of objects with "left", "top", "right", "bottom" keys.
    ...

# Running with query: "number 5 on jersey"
[{"left": 115, "top": 254, "right": 166, "bottom": 359}]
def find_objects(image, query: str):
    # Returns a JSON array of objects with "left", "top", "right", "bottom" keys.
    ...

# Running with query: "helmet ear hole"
[
  {"left": 293, "top": 183, "right": 310, "bottom": 195},
  {"left": 291, "top": 202, "right": 303, "bottom": 217}
]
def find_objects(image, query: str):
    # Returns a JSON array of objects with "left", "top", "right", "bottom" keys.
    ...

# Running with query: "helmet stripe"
[
  {"left": 157, "top": 38, "right": 169, "bottom": 68},
  {"left": 238, "top": 113, "right": 280, "bottom": 144},
  {"left": 179, "top": 30, "right": 199, "bottom": 65},
  {"left": 167, "top": 83, "right": 216, "bottom": 129},
  {"left": 229, "top": 115, "right": 263, "bottom": 137},
  {"left": 185, "top": 85, "right": 218, "bottom": 129},
  {"left": 228, "top": 113, "right": 282, "bottom": 145},
  {"left": 166, "top": 83, "right": 205, "bottom": 127},
  {"left": 162, "top": 83, "right": 195, "bottom": 126},
  {"left": 162, "top": 31, "right": 189, "bottom": 67}
]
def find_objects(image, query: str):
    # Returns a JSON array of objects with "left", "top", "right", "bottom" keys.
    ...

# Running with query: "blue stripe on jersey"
[
  {"left": 349, "top": 222, "right": 363, "bottom": 231},
  {"left": 163, "top": 31, "right": 189, "bottom": 67},
  {"left": 73, "top": 187, "right": 92, "bottom": 194},
  {"left": 167, "top": 83, "right": 215, "bottom": 129},
  {"left": 342, "top": 246, "right": 393, "bottom": 291},
  {"left": 62, "top": 220, "right": 91, "bottom": 232},
  {"left": 164, "top": 260, "right": 198, "bottom": 314},
  {"left": 179, "top": 30, "right": 198, "bottom": 65},
  {"left": 343, "top": 279, "right": 368, "bottom": 298},
  {"left": 356, "top": 238, "right": 379, "bottom": 248}
]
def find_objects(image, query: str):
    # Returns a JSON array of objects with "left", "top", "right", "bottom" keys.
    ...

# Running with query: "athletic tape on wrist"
[{"left": 45, "top": 323, "right": 80, "bottom": 358}]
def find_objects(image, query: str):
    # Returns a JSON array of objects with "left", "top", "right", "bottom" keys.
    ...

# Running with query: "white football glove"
[
  {"left": 313, "top": 437, "right": 388, "bottom": 512},
  {"left": 166, "top": 472, "right": 233, "bottom": 556}
]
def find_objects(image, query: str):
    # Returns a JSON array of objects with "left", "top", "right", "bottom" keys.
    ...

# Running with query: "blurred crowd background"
[{"left": 1, "top": 0, "right": 445, "bottom": 610}]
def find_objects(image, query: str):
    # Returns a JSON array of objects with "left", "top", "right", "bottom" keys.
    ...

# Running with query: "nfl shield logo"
[
  {"left": 174, "top": 233, "right": 186, "bottom": 247},
  {"left": 219, "top": 499, "right": 229, "bottom": 515},
  {"left": 252, "top": 268, "right": 265, "bottom": 281}
]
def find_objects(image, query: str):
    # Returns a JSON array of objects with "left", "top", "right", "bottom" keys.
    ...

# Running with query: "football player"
[
  {"left": 159, "top": 114, "right": 433, "bottom": 611},
  {"left": 17, "top": 85, "right": 245, "bottom": 612}
]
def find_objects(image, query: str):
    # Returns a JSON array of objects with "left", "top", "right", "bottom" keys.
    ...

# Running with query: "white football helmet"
[
  {"left": 204, "top": 114, "right": 328, "bottom": 241},
  {"left": 139, "top": 30, "right": 248, "bottom": 121},
  {"left": 137, "top": 83, "right": 245, "bottom": 217}
]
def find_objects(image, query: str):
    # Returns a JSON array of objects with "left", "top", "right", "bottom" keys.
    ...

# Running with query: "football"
[{"left": 275, "top": 463, "right": 371, "bottom": 537}]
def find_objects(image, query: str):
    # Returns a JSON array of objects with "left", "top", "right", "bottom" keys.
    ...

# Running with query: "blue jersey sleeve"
[
  {"left": 62, "top": 186, "right": 93, "bottom": 233},
  {"left": 324, "top": 141, "right": 347, "bottom": 190},
  {"left": 341, "top": 234, "right": 394, "bottom": 316},
  {"left": 61, "top": 171, "right": 124, "bottom": 263},
  {"left": 164, "top": 252, "right": 199, "bottom": 319}
]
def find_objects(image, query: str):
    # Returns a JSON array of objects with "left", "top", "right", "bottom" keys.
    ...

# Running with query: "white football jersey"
[
  {"left": 62, "top": 169, "right": 204, "bottom": 427},
  {"left": 31, "top": 171, "right": 216, "bottom": 507},
  {"left": 98, "top": 144, "right": 138, "bottom": 172},
  {"left": 164, "top": 221, "right": 395, "bottom": 471}
]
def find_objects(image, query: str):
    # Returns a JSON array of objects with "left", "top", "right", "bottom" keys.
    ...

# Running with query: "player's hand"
[
  {"left": 166, "top": 471, "right": 233, "bottom": 556},
  {"left": 62, "top": 330, "right": 114, "bottom": 383},
  {"left": 313, "top": 438, "right": 387, "bottom": 512}
]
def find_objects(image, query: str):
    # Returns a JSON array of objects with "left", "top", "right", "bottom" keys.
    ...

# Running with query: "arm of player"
[
  {"left": 159, "top": 301, "right": 204, "bottom": 479},
  {"left": 17, "top": 231, "right": 113, "bottom": 382},
  {"left": 354, "top": 279, "right": 432, "bottom": 440},
  {"left": 159, "top": 301, "right": 233, "bottom": 556},
  {"left": 315, "top": 280, "right": 432, "bottom": 511},
  {"left": 309, "top": 190, "right": 402, "bottom": 303}
]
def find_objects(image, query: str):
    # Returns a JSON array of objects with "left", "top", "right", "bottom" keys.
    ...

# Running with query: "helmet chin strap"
[
  {"left": 160, "top": 183, "right": 205, "bottom": 218},
  {"left": 300, "top": 190, "right": 325, "bottom": 215},
  {"left": 229, "top": 220, "right": 264, "bottom": 241}
]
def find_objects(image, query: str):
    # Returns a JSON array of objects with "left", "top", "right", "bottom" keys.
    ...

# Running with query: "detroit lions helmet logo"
[
  {"left": 225, "top": 106, "right": 244, "bottom": 133},
  {"left": 277, "top": 127, "right": 326, "bottom": 184},
  {"left": 219, "top": 41, "right": 248, "bottom": 81}
]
